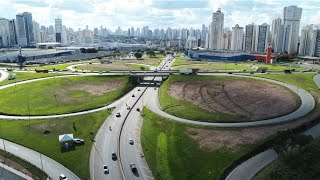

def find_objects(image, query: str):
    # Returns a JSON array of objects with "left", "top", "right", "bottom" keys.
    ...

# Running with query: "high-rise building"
[
  {"left": 33, "top": 20, "right": 41, "bottom": 43},
  {"left": 271, "top": 18, "right": 283, "bottom": 52},
  {"left": 244, "top": 23, "right": 256, "bottom": 52},
  {"left": 9, "top": 19, "right": 17, "bottom": 46},
  {"left": 255, "top": 23, "right": 270, "bottom": 52},
  {"left": 15, "top": 14, "right": 27, "bottom": 47},
  {"left": 231, "top": 24, "right": 244, "bottom": 51},
  {"left": 0, "top": 18, "right": 10, "bottom": 47},
  {"left": 55, "top": 18, "right": 62, "bottom": 43},
  {"left": 209, "top": 8, "right": 224, "bottom": 49},
  {"left": 283, "top": 5, "right": 302, "bottom": 53},
  {"left": 299, "top": 24, "right": 319, "bottom": 56},
  {"left": 22, "top": 12, "right": 34, "bottom": 46},
  {"left": 221, "top": 28, "right": 232, "bottom": 50},
  {"left": 315, "top": 29, "right": 320, "bottom": 57}
]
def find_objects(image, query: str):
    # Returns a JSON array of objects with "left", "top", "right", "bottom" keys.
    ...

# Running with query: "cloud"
[{"left": 0, "top": 0, "right": 318, "bottom": 31}]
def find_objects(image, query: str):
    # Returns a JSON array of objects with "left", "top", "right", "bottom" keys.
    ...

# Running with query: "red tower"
[{"left": 266, "top": 43, "right": 272, "bottom": 64}]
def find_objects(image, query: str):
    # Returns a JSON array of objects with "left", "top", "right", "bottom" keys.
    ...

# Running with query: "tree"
[
  {"left": 134, "top": 52, "right": 143, "bottom": 59},
  {"left": 293, "top": 134, "right": 313, "bottom": 152},
  {"left": 146, "top": 50, "right": 155, "bottom": 57}
]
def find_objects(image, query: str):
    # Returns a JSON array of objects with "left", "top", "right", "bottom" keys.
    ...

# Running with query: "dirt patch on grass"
[
  {"left": 71, "top": 81, "right": 123, "bottom": 95},
  {"left": 185, "top": 93, "right": 320, "bottom": 152},
  {"left": 169, "top": 78, "right": 299, "bottom": 121}
]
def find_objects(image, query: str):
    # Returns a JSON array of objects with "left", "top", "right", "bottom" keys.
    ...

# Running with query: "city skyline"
[{"left": 0, "top": 0, "right": 319, "bottom": 30}]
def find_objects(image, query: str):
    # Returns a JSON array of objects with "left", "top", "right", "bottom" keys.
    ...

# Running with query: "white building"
[
  {"left": 0, "top": 18, "right": 10, "bottom": 47},
  {"left": 244, "top": 23, "right": 256, "bottom": 52},
  {"left": 271, "top": 18, "right": 283, "bottom": 52},
  {"left": 231, "top": 24, "right": 244, "bottom": 51},
  {"left": 299, "top": 25, "right": 319, "bottom": 56},
  {"left": 283, "top": 5, "right": 302, "bottom": 53},
  {"left": 209, "top": 8, "right": 224, "bottom": 49},
  {"left": 221, "top": 28, "right": 232, "bottom": 50},
  {"left": 15, "top": 14, "right": 27, "bottom": 47},
  {"left": 185, "top": 37, "right": 198, "bottom": 49},
  {"left": 55, "top": 18, "right": 62, "bottom": 43},
  {"left": 33, "top": 20, "right": 41, "bottom": 43},
  {"left": 255, "top": 23, "right": 270, "bottom": 52}
]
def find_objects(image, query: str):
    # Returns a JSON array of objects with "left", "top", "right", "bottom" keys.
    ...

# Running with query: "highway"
[{"left": 90, "top": 55, "right": 172, "bottom": 180}]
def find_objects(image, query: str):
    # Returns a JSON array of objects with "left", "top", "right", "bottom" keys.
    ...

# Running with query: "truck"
[{"left": 179, "top": 68, "right": 199, "bottom": 75}]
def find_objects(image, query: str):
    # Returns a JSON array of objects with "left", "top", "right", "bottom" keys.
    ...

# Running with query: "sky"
[{"left": 0, "top": 0, "right": 319, "bottom": 31}]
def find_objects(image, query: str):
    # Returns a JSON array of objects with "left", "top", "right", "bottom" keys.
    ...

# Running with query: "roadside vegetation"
[
  {"left": 254, "top": 133, "right": 317, "bottom": 180},
  {"left": 0, "top": 75, "right": 134, "bottom": 115},
  {"left": 0, "top": 110, "right": 108, "bottom": 179},
  {"left": 141, "top": 108, "right": 257, "bottom": 180},
  {"left": 0, "top": 72, "right": 63, "bottom": 86},
  {"left": 252, "top": 73, "right": 319, "bottom": 96}
]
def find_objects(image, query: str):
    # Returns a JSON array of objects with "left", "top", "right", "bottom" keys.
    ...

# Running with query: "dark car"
[
  {"left": 132, "top": 94, "right": 135, "bottom": 97},
  {"left": 136, "top": 108, "right": 140, "bottom": 112},
  {"left": 112, "top": 152, "right": 117, "bottom": 160},
  {"left": 130, "top": 163, "right": 137, "bottom": 172},
  {"left": 103, "top": 165, "right": 109, "bottom": 174},
  {"left": 116, "top": 113, "right": 121, "bottom": 117}
]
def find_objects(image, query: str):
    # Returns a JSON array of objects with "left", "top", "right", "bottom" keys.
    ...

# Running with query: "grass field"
[
  {"left": 174, "top": 63, "right": 252, "bottom": 70},
  {"left": 0, "top": 110, "right": 108, "bottom": 179},
  {"left": 25, "top": 61, "right": 98, "bottom": 70},
  {"left": 75, "top": 63, "right": 150, "bottom": 71},
  {"left": 0, "top": 72, "right": 63, "bottom": 86},
  {"left": 141, "top": 108, "right": 256, "bottom": 180},
  {"left": 251, "top": 73, "right": 319, "bottom": 95},
  {"left": 0, "top": 75, "right": 134, "bottom": 115},
  {"left": 254, "top": 137, "right": 320, "bottom": 180}
]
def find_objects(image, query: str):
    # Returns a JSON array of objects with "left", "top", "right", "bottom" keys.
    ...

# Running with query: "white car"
[
  {"left": 73, "top": 138, "right": 84, "bottom": 144},
  {"left": 59, "top": 174, "right": 68, "bottom": 180},
  {"left": 129, "top": 138, "right": 134, "bottom": 145},
  {"left": 103, "top": 165, "right": 109, "bottom": 174}
]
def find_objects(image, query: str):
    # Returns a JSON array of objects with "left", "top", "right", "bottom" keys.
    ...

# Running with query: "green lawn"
[
  {"left": 141, "top": 108, "right": 256, "bottom": 180},
  {"left": 251, "top": 73, "right": 319, "bottom": 95},
  {"left": 75, "top": 63, "right": 150, "bottom": 71},
  {"left": 0, "top": 75, "right": 134, "bottom": 115},
  {"left": 256, "top": 64, "right": 306, "bottom": 71},
  {"left": 25, "top": 61, "right": 98, "bottom": 70},
  {"left": 254, "top": 137, "right": 320, "bottom": 180},
  {"left": 0, "top": 110, "right": 108, "bottom": 179},
  {"left": 174, "top": 63, "right": 252, "bottom": 70},
  {"left": 0, "top": 72, "right": 63, "bottom": 86}
]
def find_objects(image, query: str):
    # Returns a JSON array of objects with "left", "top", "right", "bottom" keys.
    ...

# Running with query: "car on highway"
[
  {"left": 116, "top": 113, "right": 121, "bottom": 117},
  {"left": 73, "top": 138, "right": 84, "bottom": 144},
  {"left": 136, "top": 108, "right": 140, "bottom": 112},
  {"left": 112, "top": 152, "right": 117, "bottom": 160},
  {"left": 130, "top": 163, "right": 137, "bottom": 172},
  {"left": 132, "top": 94, "right": 135, "bottom": 97},
  {"left": 127, "top": 106, "right": 131, "bottom": 110},
  {"left": 59, "top": 174, "right": 68, "bottom": 180},
  {"left": 129, "top": 138, "right": 134, "bottom": 145},
  {"left": 138, "top": 89, "right": 141, "bottom": 91},
  {"left": 103, "top": 165, "right": 109, "bottom": 174}
]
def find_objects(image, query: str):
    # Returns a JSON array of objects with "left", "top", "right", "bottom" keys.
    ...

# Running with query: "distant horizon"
[{"left": 0, "top": 0, "right": 319, "bottom": 31}]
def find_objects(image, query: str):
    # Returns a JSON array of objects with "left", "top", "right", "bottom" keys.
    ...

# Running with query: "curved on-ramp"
[{"left": 146, "top": 74, "right": 315, "bottom": 127}]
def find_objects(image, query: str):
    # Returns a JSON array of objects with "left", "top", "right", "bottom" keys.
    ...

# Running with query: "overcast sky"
[{"left": 0, "top": 0, "right": 319, "bottom": 30}]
